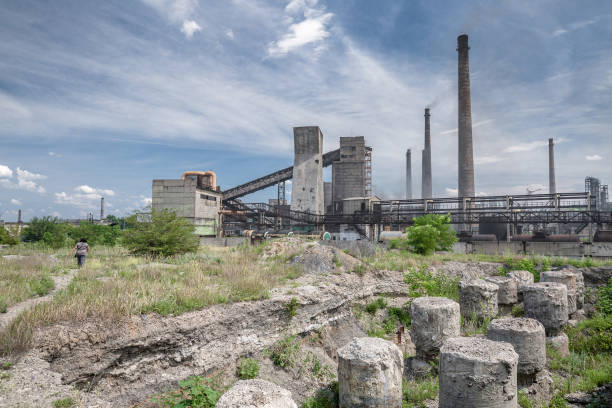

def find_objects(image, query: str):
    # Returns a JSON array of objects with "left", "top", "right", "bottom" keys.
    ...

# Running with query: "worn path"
[{"left": 0, "top": 269, "right": 78, "bottom": 330}]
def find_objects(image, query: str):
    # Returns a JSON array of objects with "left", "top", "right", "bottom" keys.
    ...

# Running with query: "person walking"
[{"left": 72, "top": 238, "right": 89, "bottom": 268}]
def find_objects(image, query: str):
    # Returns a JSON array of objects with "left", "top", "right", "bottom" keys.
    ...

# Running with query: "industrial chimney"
[
  {"left": 457, "top": 34, "right": 475, "bottom": 198},
  {"left": 548, "top": 138, "right": 556, "bottom": 195},
  {"left": 406, "top": 149, "right": 412, "bottom": 199},
  {"left": 422, "top": 108, "right": 432, "bottom": 199},
  {"left": 100, "top": 197, "right": 105, "bottom": 221},
  {"left": 17, "top": 209, "right": 22, "bottom": 224}
]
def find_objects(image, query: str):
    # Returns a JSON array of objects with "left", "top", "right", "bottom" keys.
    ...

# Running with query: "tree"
[
  {"left": 405, "top": 214, "right": 457, "bottom": 255},
  {"left": 0, "top": 226, "right": 18, "bottom": 245},
  {"left": 122, "top": 209, "right": 199, "bottom": 257}
]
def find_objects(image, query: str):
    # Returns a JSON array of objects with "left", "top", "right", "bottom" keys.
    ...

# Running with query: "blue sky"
[{"left": 1, "top": 0, "right": 611, "bottom": 221}]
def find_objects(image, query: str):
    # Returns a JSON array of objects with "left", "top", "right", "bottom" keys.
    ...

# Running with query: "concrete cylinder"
[
  {"left": 507, "top": 270, "right": 534, "bottom": 302},
  {"left": 439, "top": 337, "right": 518, "bottom": 408},
  {"left": 459, "top": 279, "right": 498, "bottom": 320},
  {"left": 216, "top": 379, "right": 297, "bottom": 408},
  {"left": 540, "top": 271, "right": 577, "bottom": 315},
  {"left": 410, "top": 297, "right": 461, "bottom": 360},
  {"left": 523, "top": 282, "right": 568, "bottom": 336},
  {"left": 485, "top": 276, "right": 518, "bottom": 305},
  {"left": 337, "top": 337, "right": 403, "bottom": 408},
  {"left": 487, "top": 318, "right": 546, "bottom": 381},
  {"left": 575, "top": 270, "right": 584, "bottom": 309}
]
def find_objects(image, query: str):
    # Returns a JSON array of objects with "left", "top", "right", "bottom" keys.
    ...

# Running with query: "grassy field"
[{"left": 0, "top": 244, "right": 302, "bottom": 355}]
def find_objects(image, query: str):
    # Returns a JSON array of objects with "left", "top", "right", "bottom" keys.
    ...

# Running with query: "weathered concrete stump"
[
  {"left": 523, "top": 282, "right": 568, "bottom": 336},
  {"left": 337, "top": 337, "right": 403, "bottom": 408},
  {"left": 487, "top": 317, "right": 546, "bottom": 385},
  {"left": 439, "top": 337, "right": 518, "bottom": 408},
  {"left": 485, "top": 276, "right": 518, "bottom": 313},
  {"left": 410, "top": 297, "right": 461, "bottom": 360},
  {"left": 216, "top": 379, "right": 297, "bottom": 408},
  {"left": 540, "top": 270, "right": 577, "bottom": 315},
  {"left": 508, "top": 270, "right": 534, "bottom": 302},
  {"left": 574, "top": 270, "right": 584, "bottom": 309},
  {"left": 546, "top": 332, "right": 570, "bottom": 357},
  {"left": 459, "top": 279, "right": 498, "bottom": 320}
]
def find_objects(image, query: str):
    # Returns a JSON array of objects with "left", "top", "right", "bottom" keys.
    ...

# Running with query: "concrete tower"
[
  {"left": 100, "top": 197, "right": 105, "bottom": 221},
  {"left": 406, "top": 149, "right": 412, "bottom": 199},
  {"left": 291, "top": 126, "right": 324, "bottom": 215},
  {"left": 457, "top": 34, "right": 475, "bottom": 198},
  {"left": 548, "top": 138, "right": 556, "bottom": 195},
  {"left": 422, "top": 108, "right": 432, "bottom": 199}
]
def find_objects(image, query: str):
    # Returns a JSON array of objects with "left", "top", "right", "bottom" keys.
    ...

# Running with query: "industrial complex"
[{"left": 149, "top": 34, "right": 610, "bottom": 244}]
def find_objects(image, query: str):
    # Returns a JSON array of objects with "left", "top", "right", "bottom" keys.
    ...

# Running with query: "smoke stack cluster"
[
  {"left": 422, "top": 108, "right": 432, "bottom": 199},
  {"left": 457, "top": 34, "right": 475, "bottom": 198},
  {"left": 548, "top": 138, "right": 556, "bottom": 194},
  {"left": 100, "top": 197, "right": 105, "bottom": 221},
  {"left": 406, "top": 149, "right": 412, "bottom": 199}
]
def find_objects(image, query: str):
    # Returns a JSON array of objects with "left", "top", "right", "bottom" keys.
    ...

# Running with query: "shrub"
[
  {"left": 0, "top": 227, "right": 17, "bottom": 245},
  {"left": 69, "top": 221, "right": 121, "bottom": 246},
  {"left": 156, "top": 376, "right": 220, "bottom": 408},
  {"left": 596, "top": 278, "right": 612, "bottom": 316},
  {"left": 404, "top": 266, "right": 459, "bottom": 301},
  {"left": 237, "top": 358, "right": 259, "bottom": 380},
  {"left": 549, "top": 392, "right": 569, "bottom": 408},
  {"left": 29, "top": 275, "right": 54, "bottom": 297},
  {"left": 302, "top": 382, "right": 338, "bottom": 408},
  {"left": 0, "top": 298, "right": 7, "bottom": 314},
  {"left": 365, "top": 297, "right": 387, "bottom": 314},
  {"left": 286, "top": 297, "right": 299, "bottom": 319},
  {"left": 567, "top": 316, "right": 612, "bottom": 354},
  {"left": 269, "top": 335, "right": 299, "bottom": 368},
  {"left": 122, "top": 209, "right": 199, "bottom": 257},
  {"left": 402, "top": 376, "right": 438, "bottom": 407},
  {"left": 511, "top": 304, "right": 524, "bottom": 317},
  {"left": 404, "top": 214, "right": 457, "bottom": 255}
]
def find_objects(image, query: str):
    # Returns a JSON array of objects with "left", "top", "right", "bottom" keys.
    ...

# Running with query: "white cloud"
[
  {"left": 75, "top": 185, "right": 115, "bottom": 196},
  {"left": 0, "top": 165, "right": 12, "bottom": 178},
  {"left": 10, "top": 198, "right": 21, "bottom": 205},
  {"left": 475, "top": 155, "right": 503, "bottom": 165},
  {"left": 586, "top": 154, "right": 602, "bottom": 161},
  {"left": 141, "top": 0, "right": 197, "bottom": 23},
  {"left": 0, "top": 166, "right": 46, "bottom": 193},
  {"left": 445, "top": 187, "right": 458, "bottom": 196},
  {"left": 439, "top": 119, "right": 494, "bottom": 135},
  {"left": 552, "top": 19, "right": 596, "bottom": 37},
  {"left": 180, "top": 20, "right": 201, "bottom": 38},
  {"left": 225, "top": 29, "right": 234, "bottom": 39},
  {"left": 48, "top": 151, "right": 62, "bottom": 157}
]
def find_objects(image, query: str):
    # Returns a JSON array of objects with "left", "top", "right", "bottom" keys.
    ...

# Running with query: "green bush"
[
  {"left": 567, "top": 316, "right": 612, "bottom": 354},
  {"left": 237, "top": 358, "right": 259, "bottom": 380},
  {"left": 29, "top": 275, "right": 55, "bottom": 297},
  {"left": 404, "top": 214, "right": 457, "bottom": 255},
  {"left": 402, "top": 377, "right": 438, "bottom": 407},
  {"left": 269, "top": 335, "right": 299, "bottom": 368},
  {"left": 365, "top": 297, "right": 387, "bottom": 314},
  {"left": 0, "top": 227, "right": 17, "bottom": 245},
  {"left": 286, "top": 297, "right": 299, "bottom": 319},
  {"left": 596, "top": 278, "right": 612, "bottom": 316},
  {"left": 302, "top": 382, "right": 338, "bottom": 408},
  {"left": 122, "top": 209, "right": 199, "bottom": 257},
  {"left": 69, "top": 221, "right": 121, "bottom": 246},
  {"left": 0, "top": 298, "right": 7, "bottom": 314},
  {"left": 404, "top": 266, "right": 459, "bottom": 301},
  {"left": 156, "top": 376, "right": 220, "bottom": 408}
]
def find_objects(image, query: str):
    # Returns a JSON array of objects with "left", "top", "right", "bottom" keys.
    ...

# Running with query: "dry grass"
[{"left": 0, "top": 244, "right": 302, "bottom": 355}]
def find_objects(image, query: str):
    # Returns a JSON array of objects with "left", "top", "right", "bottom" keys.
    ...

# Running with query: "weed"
[
  {"left": 237, "top": 358, "right": 259, "bottom": 380},
  {"left": 404, "top": 266, "right": 459, "bottom": 301},
  {"left": 517, "top": 390, "right": 532, "bottom": 408},
  {"left": 596, "top": 278, "right": 612, "bottom": 316},
  {"left": 302, "top": 381, "right": 338, "bottom": 408},
  {"left": 0, "top": 372, "right": 9, "bottom": 380},
  {"left": 332, "top": 254, "right": 342, "bottom": 268},
  {"left": 155, "top": 376, "right": 220, "bottom": 408},
  {"left": 566, "top": 316, "right": 612, "bottom": 354},
  {"left": 1, "top": 362, "right": 13, "bottom": 370},
  {"left": 304, "top": 352, "right": 334, "bottom": 381},
  {"left": 548, "top": 392, "right": 569, "bottom": 408},
  {"left": 0, "top": 298, "right": 6, "bottom": 313},
  {"left": 286, "top": 297, "right": 299, "bottom": 319},
  {"left": 268, "top": 336, "right": 299, "bottom": 368},
  {"left": 52, "top": 398, "right": 75, "bottom": 408},
  {"left": 365, "top": 297, "right": 387, "bottom": 315},
  {"left": 352, "top": 263, "right": 368, "bottom": 276},
  {"left": 511, "top": 304, "right": 524, "bottom": 317},
  {"left": 402, "top": 376, "right": 438, "bottom": 407},
  {"left": 388, "top": 306, "right": 411, "bottom": 327}
]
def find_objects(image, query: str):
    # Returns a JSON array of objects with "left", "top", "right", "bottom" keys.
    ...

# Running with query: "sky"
[{"left": 1, "top": 0, "right": 611, "bottom": 221}]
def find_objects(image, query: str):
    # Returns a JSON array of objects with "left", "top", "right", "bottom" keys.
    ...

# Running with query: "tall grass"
[{"left": 0, "top": 245, "right": 302, "bottom": 356}]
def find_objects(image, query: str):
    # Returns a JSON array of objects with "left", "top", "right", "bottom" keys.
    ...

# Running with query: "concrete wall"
[
  {"left": 200, "top": 237, "right": 247, "bottom": 247},
  {"left": 291, "top": 126, "right": 324, "bottom": 215},
  {"left": 453, "top": 241, "right": 612, "bottom": 258},
  {"left": 324, "top": 182, "right": 332, "bottom": 214},
  {"left": 153, "top": 178, "right": 221, "bottom": 236},
  {"left": 332, "top": 136, "right": 367, "bottom": 213}
]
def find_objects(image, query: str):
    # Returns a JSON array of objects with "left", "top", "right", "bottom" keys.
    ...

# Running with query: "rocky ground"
[{"left": 0, "top": 243, "right": 610, "bottom": 407}]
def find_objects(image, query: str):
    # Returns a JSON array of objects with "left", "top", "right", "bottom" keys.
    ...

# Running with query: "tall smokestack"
[
  {"left": 100, "top": 197, "right": 105, "bottom": 221},
  {"left": 422, "top": 108, "right": 432, "bottom": 199},
  {"left": 406, "top": 149, "right": 412, "bottom": 199},
  {"left": 457, "top": 34, "right": 475, "bottom": 198},
  {"left": 17, "top": 209, "right": 22, "bottom": 224},
  {"left": 548, "top": 138, "right": 556, "bottom": 194}
]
